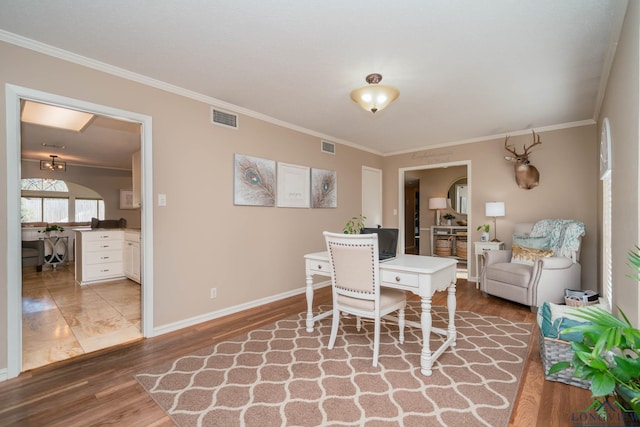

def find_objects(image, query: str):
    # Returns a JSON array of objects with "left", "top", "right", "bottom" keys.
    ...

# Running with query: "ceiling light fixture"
[
  {"left": 350, "top": 73, "right": 400, "bottom": 114},
  {"left": 40, "top": 155, "right": 66, "bottom": 172},
  {"left": 22, "top": 100, "right": 94, "bottom": 132}
]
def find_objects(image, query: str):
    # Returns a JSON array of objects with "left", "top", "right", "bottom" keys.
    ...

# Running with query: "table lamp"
[
  {"left": 429, "top": 197, "right": 447, "bottom": 226},
  {"left": 485, "top": 202, "right": 505, "bottom": 242}
]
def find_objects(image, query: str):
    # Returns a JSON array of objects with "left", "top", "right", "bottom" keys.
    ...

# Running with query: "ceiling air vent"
[
  {"left": 211, "top": 108, "right": 238, "bottom": 129},
  {"left": 321, "top": 140, "right": 335, "bottom": 155}
]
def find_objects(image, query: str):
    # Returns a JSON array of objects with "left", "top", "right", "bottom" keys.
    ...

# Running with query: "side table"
[
  {"left": 474, "top": 241, "right": 505, "bottom": 288},
  {"left": 41, "top": 236, "right": 69, "bottom": 269}
]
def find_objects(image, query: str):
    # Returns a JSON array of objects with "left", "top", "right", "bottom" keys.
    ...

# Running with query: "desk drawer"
[
  {"left": 308, "top": 260, "right": 330, "bottom": 274},
  {"left": 381, "top": 270, "right": 419, "bottom": 288}
]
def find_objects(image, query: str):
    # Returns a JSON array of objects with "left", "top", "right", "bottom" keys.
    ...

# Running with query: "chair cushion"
[
  {"left": 485, "top": 262, "right": 532, "bottom": 288},
  {"left": 338, "top": 288, "right": 405, "bottom": 312},
  {"left": 380, "top": 288, "right": 407, "bottom": 307},
  {"left": 22, "top": 247, "right": 38, "bottom": 258}
]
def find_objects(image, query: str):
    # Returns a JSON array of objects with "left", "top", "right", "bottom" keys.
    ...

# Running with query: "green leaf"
[
  {"left": 590, "top": 374, "right": 616, "bottom": 397},
  {"left": 548, "top": 361, "right": 571, "bottom": 375}
]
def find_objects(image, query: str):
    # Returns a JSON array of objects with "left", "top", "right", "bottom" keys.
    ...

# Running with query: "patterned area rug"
[{"left": 136, "top": 302, "right": 532, "bottom": 426}]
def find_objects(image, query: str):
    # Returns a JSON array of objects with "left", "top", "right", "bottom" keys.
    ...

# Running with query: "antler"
[
  {"left": 522, "top": 130, "right": 542, "bottom": 155},
  {"left": 503, "top": 135, "right": 519, "bottom": 156}
]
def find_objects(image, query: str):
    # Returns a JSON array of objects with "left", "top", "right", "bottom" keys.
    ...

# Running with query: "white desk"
[{"left": 304, "top": 252, "right": 457, "bottom": 376}]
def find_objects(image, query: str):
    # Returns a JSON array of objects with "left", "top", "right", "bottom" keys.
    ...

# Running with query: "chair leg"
[
  {"left": 398, "top": 307, "right": 405, "bottom": 344},
  {"left": 372, "top": 317, "right": 380, "bottom": 367},
  {"left": 356, "top": 316, "right": 361, "bottom": 331},
  {"left": 328, "top": 307, "right": 340, "bottom": 350}
]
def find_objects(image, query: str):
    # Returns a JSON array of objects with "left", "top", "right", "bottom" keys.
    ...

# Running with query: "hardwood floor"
[{"left": 0, "top": 279, "right": 596, "bottom": 426}]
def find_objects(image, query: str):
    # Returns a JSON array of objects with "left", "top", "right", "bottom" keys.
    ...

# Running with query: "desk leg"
[
  {"left": 419, "top": 296, "right": 433, "bottom": 376},
  {"left": 305, "top": 274, "right": 314, "bottom": 333},
  {"left": 447, "top": 281, "right": 457, "bottom": 346}
]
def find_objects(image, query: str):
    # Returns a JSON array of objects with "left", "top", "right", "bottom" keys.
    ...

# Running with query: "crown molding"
[{"left": 0, "top": 30, "right": 381, "bottom": 156}]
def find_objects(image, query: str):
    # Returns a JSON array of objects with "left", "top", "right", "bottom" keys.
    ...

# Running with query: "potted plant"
[
  {"left": 548, "top": 246, "right": 640, "bottom": 417},
  {"left": 477, "top": 224, "right": 490, "bottom": 242},
  {"left": 443, "top": 213, "right": 455, "bottom": 226},
  {"left": 343, "top": 214, "right": 366, "bottom": 234},
  {"left": 39, "top": 224, "right": 65, "bottom": 236}
]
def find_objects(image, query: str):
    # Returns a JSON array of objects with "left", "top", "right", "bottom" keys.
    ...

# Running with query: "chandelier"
[
  {"left": 350, "top": 73, "right": 400, "bottom": 114},
  {"left": 40, "top": 155, "right": 66, "bottom": 171}
]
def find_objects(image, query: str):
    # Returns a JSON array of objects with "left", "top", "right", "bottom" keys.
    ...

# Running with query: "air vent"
[
  {"left": 211, "top": 108, "right": 238, "bottom": 129},
  {"left": 321, "top": 140, "right": 335, "bottom": 155}
]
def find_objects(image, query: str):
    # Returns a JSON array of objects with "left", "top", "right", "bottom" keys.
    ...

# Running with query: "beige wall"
[
  {"left": 599, "top": 1, "right": 640, "bottom": 325},
  {"left": 383, "top": 125, "right": 599, "bottom": 289},
  {"left": 0, "top": 41, "right": 382, "bottom": 370}
]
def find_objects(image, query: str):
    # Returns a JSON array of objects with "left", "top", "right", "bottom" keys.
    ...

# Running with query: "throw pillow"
[
  {"left": 513, "top": 234, "right": 552, "bottom": 250},
  {"left": 511, "top": 244, "right": 554, "bottom": 265},
  {"left": 511, "top": 234, "right": 553, "bottom": 264}
]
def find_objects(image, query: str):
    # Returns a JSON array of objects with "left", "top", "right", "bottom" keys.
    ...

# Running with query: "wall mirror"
[{"left": 448, "top": 177, "right": 468, "bottom": 215}]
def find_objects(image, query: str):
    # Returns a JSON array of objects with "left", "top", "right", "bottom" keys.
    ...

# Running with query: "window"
[
  {"left": 21, "top": 197, "right": 69, "bottom": 222},
  {"left": 600, "top": 117, "right": 612, "bottom": 311},
  {"left": 75, "top": 199, "right": 105, "bottom": 222},
  {"left": 603, "top": 174, "right": 612, "bottom": 311},
  {"left": 20, "top": 178, "right": 103, "bottom": 224},
  {"left": 21, "top": 178, "right": 68, "bottom": 192}
]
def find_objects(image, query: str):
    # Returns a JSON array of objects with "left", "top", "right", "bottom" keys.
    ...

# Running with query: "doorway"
[
  {"left": 6, "top": 84, "right": 154, "bottom": 379},
  {"left": 398, "top": 161, "right": 471, "bottom": 276}
]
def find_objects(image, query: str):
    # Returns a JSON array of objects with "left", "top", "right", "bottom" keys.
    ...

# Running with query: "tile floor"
[{"left": 21, "top": 262, "right": 142, "bottom": 371}]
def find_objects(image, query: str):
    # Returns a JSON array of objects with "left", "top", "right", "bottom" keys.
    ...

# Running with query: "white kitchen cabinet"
[
  {"left": 74, "top": 229, "right": 125, "bottom": 285},
  {"left": 123, "top": 231, "right": 141, "bottom": 283}
]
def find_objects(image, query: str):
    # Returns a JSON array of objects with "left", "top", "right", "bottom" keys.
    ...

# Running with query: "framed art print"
[
  {"left": 311, "top": 168, "right": 337, "bottom": 208},
  {"left": 233, "top": 154, "right": 276, "bottom": 206},
  {"left": 277, "top": 162, "right": 310, "bottom": 208}
]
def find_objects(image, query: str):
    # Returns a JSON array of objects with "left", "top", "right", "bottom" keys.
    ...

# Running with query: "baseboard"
[
  {"left": 154, "top": 281, "right": 330, "bottom": 336},
  {"left": 0, "top": 368, "right": 8, "bottom": 383}
]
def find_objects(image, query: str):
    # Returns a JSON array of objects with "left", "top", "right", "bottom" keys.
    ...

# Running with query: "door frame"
[
  {"left": 5, "top": 84, "right": 155, "bottom": 379},
  {"left": 397, "top": 160, "right": 472, "bottom": 264}
]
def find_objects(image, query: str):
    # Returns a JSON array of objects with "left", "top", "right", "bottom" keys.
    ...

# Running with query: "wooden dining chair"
[{"left": 323, "top": 231, "right": 406, "bottom": 367}]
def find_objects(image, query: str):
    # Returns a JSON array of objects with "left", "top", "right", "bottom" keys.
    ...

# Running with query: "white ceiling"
[{"left": 0, "top": 0, "right": 628, "bottom": 167}]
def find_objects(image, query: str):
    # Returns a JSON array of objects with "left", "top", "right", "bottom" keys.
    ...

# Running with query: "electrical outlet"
[{"left": 210, "top": 288, "right": 217, "bottom": 299}]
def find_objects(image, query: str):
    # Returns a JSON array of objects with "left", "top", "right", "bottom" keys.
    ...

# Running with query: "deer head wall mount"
[{"left": 504, "top": 130, "right": 542, "bottom": 190}]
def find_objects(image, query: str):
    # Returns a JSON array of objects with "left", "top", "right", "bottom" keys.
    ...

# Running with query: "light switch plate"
[{"left": 158, "top": 194, "right": 167, "bottom": 206}]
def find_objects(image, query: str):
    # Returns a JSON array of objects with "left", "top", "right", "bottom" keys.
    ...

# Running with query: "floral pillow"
[{"left": 511, "top": 235, "right": 553, "bottom": 265}]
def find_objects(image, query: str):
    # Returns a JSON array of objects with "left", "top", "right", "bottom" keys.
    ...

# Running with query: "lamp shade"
[
  {"left": 429, "top": 197, "right": 447, "bottom": 210},
  {"left": 485, "top": 202, "right": 505, "bottom": 217},
  {"left": 350, "top": 73, "right": 399, "bottom": 114}
]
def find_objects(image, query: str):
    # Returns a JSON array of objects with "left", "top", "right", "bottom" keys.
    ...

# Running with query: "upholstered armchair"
[
  {"left": 22, "top": 240, "right": 44, "bottom": 272},
  {"left": 480, "top": 220, "right": 584, "bottom": 312}
]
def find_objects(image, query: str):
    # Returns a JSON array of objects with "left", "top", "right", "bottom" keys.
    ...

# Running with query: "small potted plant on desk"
[
  {"left": 343, "top": 214, "right": 366, "bottom": 234},
  {"left": 548, "top": 246, "right": 640, "bottom": 419}
]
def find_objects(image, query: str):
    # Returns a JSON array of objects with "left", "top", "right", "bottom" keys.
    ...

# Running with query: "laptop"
[{"left": 360, "top": 227, "right": 399, "bottom": 262}]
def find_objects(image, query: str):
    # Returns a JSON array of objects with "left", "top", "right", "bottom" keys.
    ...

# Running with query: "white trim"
[
  {"left": 0, "top": 368, "right": 7, "bottom": 382},
  {"left": 4, "top": 84, "right": 154, "bottom": 380},
  {"left": 384, "top": 120, "right": 596, "bottom": 157},
  {"left": 153, "top": 282, "right": 330, "bottom": 336},
  {"left": 397, "top": 160, "right": 472, "bottom": 269},
  {"left": 0, "top": 30, "right": 380, "bottom": 156}
]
